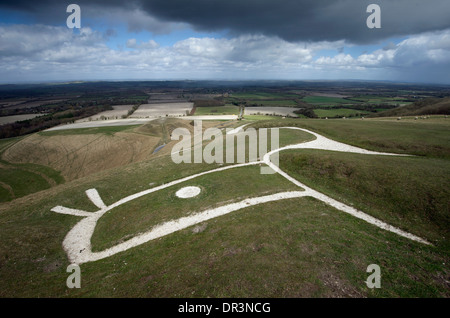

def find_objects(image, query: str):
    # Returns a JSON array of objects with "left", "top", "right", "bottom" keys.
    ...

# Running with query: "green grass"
[
  {"left": 249, "top": 118, "right": 450, "bottom": 159},
  {"left": 39, "top": 125, "right": 141, "bottom": 136},
  {"left": 194, "top": 105, "right": 239, "bottom": 115},
  {"left": 247, "top": 100, "right": 298, "bottom": 107},
  {"left": 171, "top": 125, "right": 314, "bottom": 164},
  {"left": 1, "top": 189, "right": 447, "bottom": 297},
  {"left": 230, "top": 92, "right": 297, "bottom": 100},
  {"left": 302, "top": 95, "right": 411, "bottom": 110},
  {"left": 0, "top": 136, "right": 65, "bottom": 202},
  {"left": 91, "top": 165, "right": 300, "bottom": 252},
  {"left": 91, "top": 128, "right": 314, "bottom": 251},
  {"left": 0, "top": 117, "right": 448, "bottom": 297},
  {"left": 0, "top": 162, "right": 65, "bottom": 202},
  {"left": 0, "top": 137, "right": 23, "bottom": 152},
  {"left": 0, "top": 168, "right": 50, "bottom": 201},
  {"left": 314, "top": 108, "right": 370, "bottom": 118},
  {"left": 0, "top": 136, "right": 29, "bottom": 156},
  {"left": 277, "top": 128, "right": 315, "bottom": 148},
  {"left": 0, "top": 186, "right": 12, "bottom": 202},
  {"left": 82, "top": 197, "right": 447, "bottom": 297},
  {"left": 280, "top": 150, "right": 450, "bottom": 247},
  {"left": 242, "top": 115, "right": 282, "bottom": 121},
  {"left": 302, "top": 96, "right": 349, "bottom": 105}
]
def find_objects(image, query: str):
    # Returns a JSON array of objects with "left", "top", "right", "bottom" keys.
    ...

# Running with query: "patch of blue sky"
[
  {"left": 95, "top": 22, "right": 231, "bottom": 50},
  {"left": 313, "top": 36, "right": 407, "bottom": 60},
  {"left": 0, "top": 9, "right": 36, "bottom": 25}
]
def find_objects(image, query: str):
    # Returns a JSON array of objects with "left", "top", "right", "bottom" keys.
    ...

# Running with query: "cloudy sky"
[{"left": 1, "top": 0, "right": 450, "bottom": 84}]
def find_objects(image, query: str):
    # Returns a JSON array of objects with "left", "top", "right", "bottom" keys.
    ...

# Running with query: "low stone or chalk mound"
[{"left": 175, "top": 186, "right": 201, "bottom": 198}]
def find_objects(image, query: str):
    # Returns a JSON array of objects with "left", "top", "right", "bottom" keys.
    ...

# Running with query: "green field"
[
  {"left": 314, "top": 108, "right": 371, "bottom": 118},
  {"left": 247, "top": 100, "right": 298, "bottom": 107},
  {"left": 38, "top": 125, "right": 141, "bottom": 136},
  {"left": 193, "top": 105, "right": 239, "bottom": 115},
  {"left": 241, "top": 115, "right": 282, "bottom": 121},
  {"left": 348, "top": 95, "right": 412, "bottom": 104},
  {"left": 230, "top": 92, "right": 297, "bottom": 100},
  {"left": 302, "top": 96, "right": 350, "bottom": 105}
]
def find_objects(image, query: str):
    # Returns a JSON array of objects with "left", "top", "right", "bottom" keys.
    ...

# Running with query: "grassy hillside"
[
  {"left": 248, "top": 117, "right": 450, "bottom": 159},
  {"left": 281, "top": 150, "right": 449, "bottom": 247},
  {"left": 0, "top": 118, "right": 218, "bottom": 183},
  {"left": 373, "top": 97, "right": 450, "bottom": 117},
  {"left": 0, "top": 117, "right": 448, "bottom": 297},
  {"left": 0, "top": 118, "right": 244, "bottom": 201},
  {"left": 0, "top": 136, "right": 65, "bottom": 202},
  {"left": 2, "top": 127, "right": 160, "bottom": 182}
]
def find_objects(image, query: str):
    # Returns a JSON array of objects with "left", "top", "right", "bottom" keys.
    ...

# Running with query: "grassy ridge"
[
  {"left": 38, "top": 125, "right": 141, "bottom": 136},
  {"left": 374, "top": 97, "right": 450, "bottom": 117},
  {"left": 249, "top": 118, "right": 450, "bottom": 159}
]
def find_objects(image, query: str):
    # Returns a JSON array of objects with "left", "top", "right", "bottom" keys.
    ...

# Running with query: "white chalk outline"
[{"left": 52, "top": 127, "right": 431, "bottom": 265}]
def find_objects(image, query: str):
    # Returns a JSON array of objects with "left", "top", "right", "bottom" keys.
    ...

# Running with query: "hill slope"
[
  {"left": 0, "top": 118, "right": 448, "bottom": 298},
  {"left": 373, "top": 97, "right": 450, "bottom": 117}
]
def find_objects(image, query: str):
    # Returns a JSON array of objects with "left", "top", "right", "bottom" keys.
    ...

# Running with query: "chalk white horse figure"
[{"left": 52, "top": 127, "right": 431, "bottom": 265}]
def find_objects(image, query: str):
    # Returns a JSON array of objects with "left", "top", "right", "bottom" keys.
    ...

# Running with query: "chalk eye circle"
[{"left": 175, "top": 186, "right": 201, "bottom": 198}]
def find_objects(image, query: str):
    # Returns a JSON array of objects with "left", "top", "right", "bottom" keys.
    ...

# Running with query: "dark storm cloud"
[{"left": 1, "top": 0, "right": 450, "bottom": 43}]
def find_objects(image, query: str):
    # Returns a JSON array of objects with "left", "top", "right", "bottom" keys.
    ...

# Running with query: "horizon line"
[{"left": 1, "top": 78, "right": 450, "bottom": 87}]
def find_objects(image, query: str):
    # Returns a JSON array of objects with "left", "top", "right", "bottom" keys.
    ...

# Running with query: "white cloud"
[
  {"left": 0, "top": 23, "right": 449, "bottom": 83},
  {"left": 125, "top": 38, "right": 159, "bottom": 50},
  {"left": 311, "top": 28, "right": 450, "bottom": 82}
]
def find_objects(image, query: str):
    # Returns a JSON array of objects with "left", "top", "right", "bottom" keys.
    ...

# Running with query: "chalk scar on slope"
[{"left": 51, "top": 126, "right": 431, "bottom": 265}]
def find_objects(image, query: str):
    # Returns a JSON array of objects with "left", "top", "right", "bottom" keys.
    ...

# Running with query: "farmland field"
[
  {"left": 229, "top": 92, "right": 298, "bottom": 99},
  {"left": 193, "top": 105, "right": 239, "bottom": 115},
  {"left": 246, "top": 100, "right": 299, "bottom": 107},
  {"left": 77, "top": 105, "right": 134, "bottom": 121},
  {"left": 302, "top": 96, "right": 350, "bottom": 105},
  {"left": 130, "top": 103, "right": 194, "bottom": 118},
  {"left": 1, "top": 99, "right": 69, "bottom": 110},
  {"left": 0, "top": 114, "right": 48, "bottom": 125}
]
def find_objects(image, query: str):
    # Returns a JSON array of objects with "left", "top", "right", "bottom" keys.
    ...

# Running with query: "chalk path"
[{"left": 52, "top": 126, "right": 431, "bottom": 265}]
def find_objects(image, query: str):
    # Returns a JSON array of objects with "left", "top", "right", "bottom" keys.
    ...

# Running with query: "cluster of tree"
[
  {"left": 231, "top": 100, "right": 247, "bottom": 107},
  {"left": 0, "top": 107, "right": 48, "bottom": 117},
  {"left": 123, "top": 104, "right": 141, "bottom": 118},
  {"left": 293, "top": 108, "right": 317, "bottom": 118},
  {"left": 0, "top": 104, "right": 112, "bottom": 139}
]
